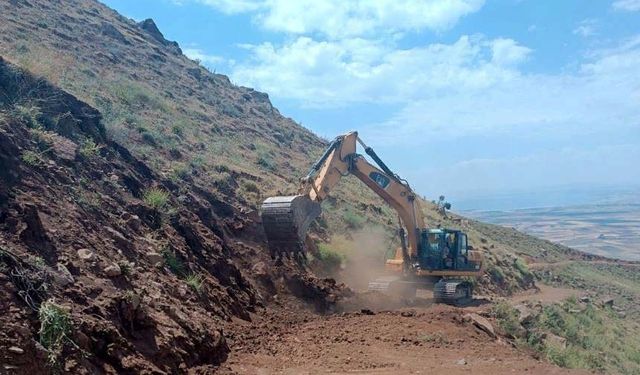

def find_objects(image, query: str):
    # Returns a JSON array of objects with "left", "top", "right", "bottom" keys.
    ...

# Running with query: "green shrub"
[
  {"left": 185, "top": 273, "right": 204, "bottom": 293},
  {"left": 118, "top": 261, "right": 132, "bottom": 276},
  {"left": 257, "top": 154, "right": 276, "bottom": 171},
  {"left": 491, "top": 301, "right": 522, "bottom": 338},
  {"left": 488, "top": 264, "right": 506, "bottom": 283},
  {"left": 21, "top": 150, "right": 41, "bottom": 166},
  {"left": 143, "top": 188, "right": 169, "bottom": 210},
  {"left": 30, "top": 128, "right": 53, "bottom": 150},
  {"left": 241, "top": 180, "right": 260, "bottom": 194},
  {"left": 171, "top": 124, "right": 185, "bottom": 137},
  {"left": 343, "top": 210, "right": 365, "bottom": 229},
  {"left": 38, "top": 300, "right": 74, "bottom": 366},
  {"left": 514, "top": 258, "right": 532, "bottom": 277},
  {"left": 171, "top": 164, "right": 191, "bottom": 181},
  {"left": 189, "top": 156, "right": 205, "bottom": 169},
  {"left": 12, "top": 104, "right": 42, "bottom": 129},
  {"left": 316, "top": 244, "right": 344, "bottom": 272},
  {"left": 141, "top": 131, "right": 157, "bottom": 146},
  {"left": 161, "top": 247, "right": 184, "bottom": 276},
  {"left": 79, "top": 138, "right": 101, "bottom": 158}
]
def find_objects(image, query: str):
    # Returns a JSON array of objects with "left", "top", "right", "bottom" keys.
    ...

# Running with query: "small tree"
[{"left": 436, "top": 195, "right": 452, "bottom": 217}]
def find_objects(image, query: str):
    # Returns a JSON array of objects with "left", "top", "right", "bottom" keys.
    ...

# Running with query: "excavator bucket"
[{"left": 260, "top": 195, "right": 321, "bottom": 257}]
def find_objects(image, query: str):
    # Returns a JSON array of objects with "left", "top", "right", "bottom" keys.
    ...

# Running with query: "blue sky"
[{"left": 102, "top": 0, "right": 640, "bottom": 208}]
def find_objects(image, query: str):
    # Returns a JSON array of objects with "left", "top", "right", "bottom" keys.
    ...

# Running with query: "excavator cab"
[{"left": 418, "top": 229, "right": 480, "bottom": 272}]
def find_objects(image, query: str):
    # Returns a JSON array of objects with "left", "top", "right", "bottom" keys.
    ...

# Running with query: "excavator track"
[
  {"left": 261, "top": 195, "right": 321, "bottom": 257},
  {"left": 433, "top": 279, "right": 473, "bottom": 305},
  {"left": 368, "top": 276, "right": 421, "bottom": 300}
]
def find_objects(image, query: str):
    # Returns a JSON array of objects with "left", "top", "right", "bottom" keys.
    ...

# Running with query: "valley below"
[{"left": 466, "top": 202, "right": 640, "bottom": 261}]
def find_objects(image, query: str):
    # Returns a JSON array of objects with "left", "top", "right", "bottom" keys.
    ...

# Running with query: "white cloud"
[
  {"left": 572, "top": 19, "right": 597, "bottom": 37},
  {"left": 490, "top": 38, "right": 531, "bottom": 65},
  {"left": 183, "top": 48, "right": 225, "bottom": 65},
  {"left": 231, "top": 35, "right": 530, "bottom": 107},
  {"left": 370, "top": 34, "right": 640, "bottom": 142},
  {"left": 192, "top": 0, "right": 263, "bottom": 13},
  {"left": 185, "top": 0, "right": 484, "bottom": 38},
  {"left": 612, "top": 0, "right": 640, "bottom": 11}
]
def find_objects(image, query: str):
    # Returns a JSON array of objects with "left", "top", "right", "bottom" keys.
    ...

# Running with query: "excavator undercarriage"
[{"left": 260, "top": 131, "right": 483, "bottom": 304}]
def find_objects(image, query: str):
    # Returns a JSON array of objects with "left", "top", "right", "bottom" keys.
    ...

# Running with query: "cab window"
[
  {"left": 428, "top": 233, "right": 439, "bottom": 252},
  {"left": 369, "top": 172, "right": 390, "bottom": 189},
  {"left": 459, "top": 234, "right": 468, "bottom": 255}
]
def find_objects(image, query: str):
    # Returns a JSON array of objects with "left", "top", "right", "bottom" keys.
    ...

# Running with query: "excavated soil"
[{"left": 219, "top": 302, "right": 586, "bottom": 374}]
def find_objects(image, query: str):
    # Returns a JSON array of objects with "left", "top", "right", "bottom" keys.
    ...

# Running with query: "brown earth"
[{"left": 219, "top": 301, "right": 586, "bottom": 375}]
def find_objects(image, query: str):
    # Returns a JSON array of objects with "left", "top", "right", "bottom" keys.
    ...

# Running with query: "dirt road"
[{"left": 219, "top": 297, "right": 585, "bottom": 374}]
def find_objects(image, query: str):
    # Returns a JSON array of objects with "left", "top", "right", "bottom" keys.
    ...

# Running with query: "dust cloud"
[{"left": 333, "top": 226, "right": 398, "bottom": 291}]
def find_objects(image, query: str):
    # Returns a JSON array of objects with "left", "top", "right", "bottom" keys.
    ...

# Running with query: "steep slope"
[
  {"left": 0, "top": 56, "right": 348, "bottom": 373},
  {"left": 0, "top": 0, "right": 386, "bottom": 236}
]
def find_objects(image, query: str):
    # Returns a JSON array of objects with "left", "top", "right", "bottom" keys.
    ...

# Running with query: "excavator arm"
[{"left": 261, "top": 131, "right": 425, "bottom": 259}]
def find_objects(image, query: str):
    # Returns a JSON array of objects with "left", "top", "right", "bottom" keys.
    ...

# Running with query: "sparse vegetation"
[
  {"left": 492, "top": 301, "right": 522, "bottom": 338},
  {"left": 487, "top": 264, "right": 506, "bottom": 284},
  {"left": 171, "top": 123, "right": 185, "bottom": 137},
  {"left": 113, "top": 80, "right": 168, "bottom": 111},
  {"left": 12, "top": 103, "right": 42, "bottom": 129},
  {"left": 21, "top": 150, "right": 41, "bottom": 165},
  {"left": 419, "top": 332, "right": 449, "bottom": 344},
  {"left": 143, "top": 188, "right": 169, "bottom": 210},
  {"left": 343, "top": 209, "right": 365, "bottom": 229},
  {"left": 493, "top": 297, "right": 640, "bottom": 374},
  {"left": 185, "top": 273, "right": 204, "bottom": 293},
  {"left": 118, "top": 261, "right": 132, "bottom": 276},
  {"left": 315, "top": 243, "right": 344, "bottom": 273},
  {"left": 161, "top": 247, "right": 185, "bottom": 276},
  {"left": 257, "top": 153, "right": 276, "bottom": 171},
  {"left": 30, "top": 128, "right": 54, "bottom": 150},
  {"left": 38, "top": 300, "right": 75, "bottom": 366},
  {"left": 79, "top": 138, "right": 102, "bottom": 158},
  {"left": 241, "top": 180, "right": 260, "bottom": 194}
]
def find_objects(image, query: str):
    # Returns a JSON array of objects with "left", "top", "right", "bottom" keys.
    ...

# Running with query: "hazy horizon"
[{"left": 450, "top": 184, "right": 640, "bottom": 211}]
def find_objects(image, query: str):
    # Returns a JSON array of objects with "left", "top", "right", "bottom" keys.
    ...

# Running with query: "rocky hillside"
[{"left": 0, "top": 56, "right": 348, "bottom": 373}]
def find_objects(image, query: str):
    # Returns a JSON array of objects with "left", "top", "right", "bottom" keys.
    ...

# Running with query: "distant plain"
[{"left": 466, "top": 203, "right": 640, "bottom": 261}]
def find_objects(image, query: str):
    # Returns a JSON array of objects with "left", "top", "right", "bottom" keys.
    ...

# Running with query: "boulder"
[
  {"left": 601, "top": 297, "right": 614, "bottom": 307},
  {"left": 464, "top": 313, "right": 496, "bottom": 338},
  {"left": 513, "top": 304, "right": 535, "bottom": 324},
  {"left": 52, "top": 263, "right": 74, "bottom": 287},
  {"left": 579, "top": 296, "right": 591, "bottom": 303},
  {"left": 8, "top": 346, "right": 24, "bottom": 355},
  {"left": 104, "top": 263, "right": 122, "bottom": 277},
  {"left": 146, "top": 252, "right": 164, "bottom": 266},
  {"left": 543, "top": 332, "right": 567, "bottom": 349},
  {"left": 77, "top": 248, "right": 94, "bottom": 261}
]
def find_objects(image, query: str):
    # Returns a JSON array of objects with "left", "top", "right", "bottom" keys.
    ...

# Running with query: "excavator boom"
[{"left": 260, "top": 131, "right": 422, "bottom": 259}]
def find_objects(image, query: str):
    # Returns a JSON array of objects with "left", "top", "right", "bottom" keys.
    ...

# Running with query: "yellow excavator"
[{"left": 260, "top": 131, "right": 483, "bottom": 303}]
